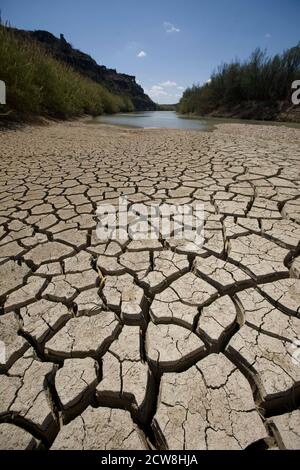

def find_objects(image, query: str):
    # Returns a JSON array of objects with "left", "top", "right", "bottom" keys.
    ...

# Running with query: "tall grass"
[
  {"left": 178, "top": 44, "right": 300, "bottom": 118},
  {"left": 0, "top": 25, "right": 133, "bottom": 119}
]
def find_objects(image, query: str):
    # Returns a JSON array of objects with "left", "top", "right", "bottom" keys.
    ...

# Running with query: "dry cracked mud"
[{"left": 0, "top": 120, "right": 300, "bottom": 450}]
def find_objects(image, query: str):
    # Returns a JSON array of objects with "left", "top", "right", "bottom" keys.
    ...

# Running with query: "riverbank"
[
  {"left": 177, "top": 44, "right": 300, "bottom": 123},
  {"left": 0, "top": 120, "right": 299, "bottom": 450},
  {"left": 181, "top": 101, "right": 300, "bottom": 124},
  {"left": 88, "top": 110, "right": 300, "bottom": 131}
]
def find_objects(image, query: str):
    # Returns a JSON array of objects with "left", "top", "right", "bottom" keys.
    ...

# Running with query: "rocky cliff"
[{"left": 10, "top": 28, "right": 156, "bottom": 111}]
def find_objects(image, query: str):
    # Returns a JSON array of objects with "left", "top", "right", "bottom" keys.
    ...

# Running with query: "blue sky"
[{"left": 1, "top": 0, "right": 299, "bottom": 103}]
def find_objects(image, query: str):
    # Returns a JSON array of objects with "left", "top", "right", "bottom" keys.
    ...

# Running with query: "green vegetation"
[
  {"left": 178, "top": 44, "right": 300, "bottom": 120},
  {"left": 157, "top": 103, "right": 177, "bottom": 111},
  {"left": 0, "top": 25, "right": 134, "bottom": 120}
]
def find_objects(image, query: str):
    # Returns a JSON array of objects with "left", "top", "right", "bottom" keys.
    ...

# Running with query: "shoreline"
[
  {"left": 2, "top": 109, "right": 300, "bottom": 133},
  {"left": 177, "top": 112, "right": 300, "bottom": 129}
]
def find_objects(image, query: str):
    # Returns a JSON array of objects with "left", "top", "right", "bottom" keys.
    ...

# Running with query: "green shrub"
[
  {"left": 0, "top": 25, "right": 134, "bottom": 119},
  {"left": 178, "top": 44, "right": 300, "bottom": 116}
]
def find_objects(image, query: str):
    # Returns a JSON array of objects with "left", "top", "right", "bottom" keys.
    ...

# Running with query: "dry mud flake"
[
  {"left": 166, "top": 238, "right": 207, "bottom": 256},
  {"left": 51, "top": 406, "right": 147, "bottom": 450},
  {"left": 127, "top": 239, "right": 163, "bottom": 252},
  {"left": 55, "top": 358, "right": 98, "bottom": 417},
  {"left": 20, "top": 299, "right": 70, "bottom": 344},
  {"left": 226, "top": 323, "right": 300, "bottom": 405},
  {"left": 44, "top": 311, "right": 121, "bottom": 360},
  {"left": 235, "top": 288, "right": 300, "bottom": 341},
  {"left": 195, "top": 255, "right": 252, "bottom": 293},
  {"left": 0, "top": 423, "right": 39, "bottom": 450},
  {"left": 0, "top": 350, "right": 57, "bottom": 439},
  {"left": 291, "top": 258, "right": 300, "bottom": 279},
  {"left": 97, "top": 254, "right": 126, "bottom": 275},
  {"left": 223, "top": 216, "right": 258, "bottom": 239},
  {"left": 63, "top": 250, "right": 94, "bottom": 273},
  {"left": 42, "top": 270, "right": 98, "bottom": 303},
  {"left": 0, "top": 259, "right": 30, "bottom": 297},
  {"left": 268, "top": 410, "right": 300, "bottom": 449},
  {"left": 102, "top": 273, "right": 145, "bottom": 325},
  {"left": 150, "top": 297, "right": 198, "bottom": 329},
  {"left": 97, "top": 326, "right": 149, "bottom": 410},
  {"left": 146, "top": 322, "right": 206, "bottom": 372},
  {"left": 24, "top": 241, "right": 75, "bottom": 265},
  {"left": 36, "top": 262, "right": 63, "bottom": 276},
  {"left": 202, "top": 230, "right": 225, "bottom": 256},
  {"left": 214, "top": 197, "right": 249, "bottom": 217},
  {"left": 4, "top": 276, "right": 47, "bottom": 313},
  {"left": 197, "top": 295, "right": 237, "bottom": 346},
  {"left": 0, "top": 241, "right": 27, "bottom": 261},
  {"left": 119, "top": 250, "right": 151, "bottom": 280},
  {"left": 53, "top": 229, "right": 87, "bottom": 249},
  {"left": 257, "top": 278, "right": 300, "bottom": 316},
  {"left": 282, "top": 200, "right": 300, "bottom": 223},
  {"left": 96, "top": 353, "right": 149, "bottom": 411},
  {"left": 152, "top": 353, "right": 267, "bottom": 450},
  {"left": 247, "top": 198, "right": 282, "bottom": 220},
  {"left": 261, "top": 219, "right": 300, "bottom": 249},
  {"left": 155, "top": 272, "right": 217, "bottom": 307},
  {"left": 228, "top": 233, "right": 289, "bottom": 281},
  {"left": 140, "top": 250, "right": 189, "bottom": 293},
  {"left": 73, "top": 287, "right": 103, "bottom": 316},
  {"left": 0, "top": 312, "right": 29, "bottom": 372}
]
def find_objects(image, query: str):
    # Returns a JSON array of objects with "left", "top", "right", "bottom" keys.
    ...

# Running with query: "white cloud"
[
  {"left": 137, "top": 50, "right": 147, "bottom": 58},
  {"left": 160, "top": 80, "right": 177, "bottom": 87},
  {"left": 206, "top": 79, "right": 212, "bottom": 84},
  {"left": 163, "top": 21, "right": 180, "bottom": 33},
  {"left": 145, "top": 85, "right": 168, "bottom": 99},
  {"left": 151, "top": 85, "right": 168, "bottom": 95},
  {"left": 265, "top": 33, "right": 271, "bottom": 39},
  {"left": 146, "top": 80, "right": 185, "bottom": 102}
]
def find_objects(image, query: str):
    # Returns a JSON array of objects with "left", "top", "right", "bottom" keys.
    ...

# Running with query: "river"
[
  {"left": 92, "top": 110, "right": 209, "bottom": 130},
  {"left": 91, "top": 110, "right": 300, "bottom": 131}
]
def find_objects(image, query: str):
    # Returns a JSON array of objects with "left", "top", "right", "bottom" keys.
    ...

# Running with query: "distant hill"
[{"left": 9, "top": 28, "right": 156, "bottom": 111}]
